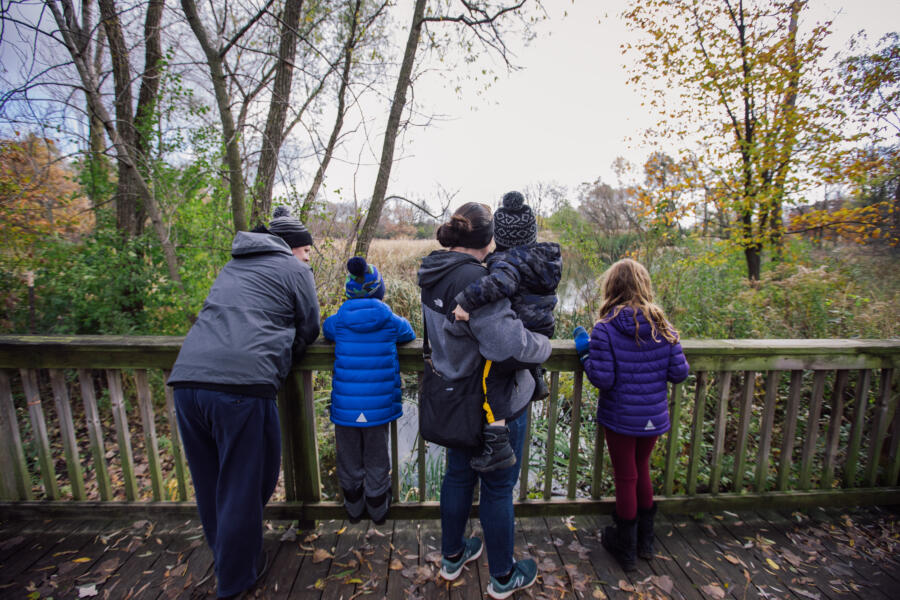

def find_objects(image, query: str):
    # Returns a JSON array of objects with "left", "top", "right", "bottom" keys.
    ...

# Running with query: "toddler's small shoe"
[
  {"left": 486, "top": 559, "right": 538, "bottom": 599},
  {"left": 470, "top": 425, "right": 516, "bottom": 473},
  {"left": 440, "top": 537, "right": 483, "bottom": 581}
]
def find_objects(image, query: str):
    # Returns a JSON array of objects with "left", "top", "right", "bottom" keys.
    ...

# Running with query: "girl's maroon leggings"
[{"left": 604, "top": 428, "right": 658, "bottom": 520}]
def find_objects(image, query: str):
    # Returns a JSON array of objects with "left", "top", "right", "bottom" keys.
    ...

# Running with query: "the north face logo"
[
  {"left": 433, "top": 298, "right": 444, "bottom": 308},
  {"left": 356, "top": 413, "right": 368, "bottom": 423},
  {"left": 644, "top": 419, "right": 654, "bottom": 431}
]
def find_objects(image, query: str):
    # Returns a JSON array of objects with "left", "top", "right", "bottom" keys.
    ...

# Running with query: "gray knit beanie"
[
  {"left": 268, "top": 206, "right": 312, "bottom": 248},
  {"left": 493, "top": 191, "right": 536, "bottom": 250}
]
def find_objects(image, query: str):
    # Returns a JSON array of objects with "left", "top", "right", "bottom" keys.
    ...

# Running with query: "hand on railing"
[{"left": 573, "top": 326, "right": 589, "bottom": 363}]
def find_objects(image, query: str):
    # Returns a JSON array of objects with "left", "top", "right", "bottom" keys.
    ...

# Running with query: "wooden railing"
[{"left": 0, "top": 336, "right": 898, "bottom": 521}]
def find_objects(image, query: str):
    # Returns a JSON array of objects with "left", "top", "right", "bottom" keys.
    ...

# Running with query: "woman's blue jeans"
[{"left": 440, "top": 408, "right": 528, "bottom": 578}]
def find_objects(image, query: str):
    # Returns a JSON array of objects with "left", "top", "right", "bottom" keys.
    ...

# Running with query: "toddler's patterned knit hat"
[
  {"left": 345, "top": 256, "right": 385, "bottom": 300},
  {"left": 493, "top": 191, "right": 536, "bottom": 250},
  {"left": 269, "top": 206, "right": 313, "bottom": 248}
]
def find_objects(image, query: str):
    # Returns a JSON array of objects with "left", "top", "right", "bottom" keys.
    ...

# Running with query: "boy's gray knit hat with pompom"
[
  {"left": 268, "top": 206, "right": 313, "bottom": 248},
  {"left": 493, "top": 191, "right": 536, "bottom": 249}
]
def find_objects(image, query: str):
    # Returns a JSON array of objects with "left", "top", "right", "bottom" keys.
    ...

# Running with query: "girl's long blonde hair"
[{"left": 597, "top": 258, "right": 679, "bottom": 344}]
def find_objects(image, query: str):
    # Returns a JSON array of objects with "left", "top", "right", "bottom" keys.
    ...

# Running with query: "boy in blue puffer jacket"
[
  {"left": 573, "top": 258, "right": 689, "bottom": 572},
  {"left": 323, "top": 257, "right": 415, "bottom": 524}
]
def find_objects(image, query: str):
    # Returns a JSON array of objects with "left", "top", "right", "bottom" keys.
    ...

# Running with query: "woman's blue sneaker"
[
  {"left": 439, "top": 537, "right": 483, "bottom": 581},
  {"left": 486, "top": 559, "right": 538, "bottom": 599}
]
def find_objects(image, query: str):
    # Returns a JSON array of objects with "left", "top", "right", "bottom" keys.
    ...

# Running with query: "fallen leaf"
[
  {"left": 312, "top": 548, "right": 333, "bottom": 563},
  {"left": 650, "top": 574, "right": 674, "bottom": 594},
  {"left": 766, "top": 558, "right": 780, "bottom": 570},
  {"left": 723, "top": 553, "right": 741, "bottom": 565},
  {"left": 336, "top": 526, "right": 347, "bottom": 535},
  {"left": 73, "top": 557, "right": 92, "bottom": 563},
  {"left": 592, "top": 587, "right": 608, "bottom": 599},
  {"left": 618, "top": 579, "right": 635, "bottom": 592},
  {"left": 77, "top": 584, "right": 98, "bottom": 598},
  {"left": 790, "top": 588, "right": 822, "bottom": 600},
  {"left": 701, "top": 583, "right": 726, "bottom": 599},
  {"left": 389, "top": 558, "right": 403, "bottom": 570}
]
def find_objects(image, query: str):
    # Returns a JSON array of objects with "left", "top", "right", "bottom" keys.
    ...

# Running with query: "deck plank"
[{"left": 1, "top": 510, "right": 898, "bottom": 598}]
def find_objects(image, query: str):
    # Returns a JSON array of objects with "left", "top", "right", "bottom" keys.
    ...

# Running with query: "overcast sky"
[{"left": 325, "top": 0, "right": 900, "bottom": 213}]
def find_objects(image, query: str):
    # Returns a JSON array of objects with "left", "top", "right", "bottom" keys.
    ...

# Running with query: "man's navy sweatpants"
[{"left": 174, "top": 387, "right": 281, "bottom": 598}]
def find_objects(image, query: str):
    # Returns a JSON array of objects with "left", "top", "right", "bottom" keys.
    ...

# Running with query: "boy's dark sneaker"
[
  {"left": 486, "top": 559, "right": 538, "bottom": 599},
  {"left": 366, "top": 488, "right": 391, "bottom": 525},
  {"left": 343, "top": 486, "right": 366, "bottom": 524},
  {"left": 470, "top": 425, "right": 516, "bottom": 473}
]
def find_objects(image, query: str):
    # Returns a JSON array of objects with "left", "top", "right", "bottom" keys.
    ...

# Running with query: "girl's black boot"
[
  {"left": 601, "top": 512, "right": 638, "bottom": 571},
  {"left": 637, "top": 502, "right": 657, "bottom": 559}
]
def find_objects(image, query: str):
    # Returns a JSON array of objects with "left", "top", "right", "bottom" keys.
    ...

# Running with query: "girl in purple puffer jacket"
[{"left": 573, "top": 258, "right": 689, "bottom": 572}]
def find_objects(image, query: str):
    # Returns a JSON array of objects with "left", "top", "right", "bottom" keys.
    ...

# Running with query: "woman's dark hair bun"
[{"left": 436, "top": 214, "right": 472, "bottom": 247}]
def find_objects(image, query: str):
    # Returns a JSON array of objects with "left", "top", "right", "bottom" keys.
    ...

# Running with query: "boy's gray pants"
[{"left": 335, "top": 423, "right": 391, "bottom": 518}]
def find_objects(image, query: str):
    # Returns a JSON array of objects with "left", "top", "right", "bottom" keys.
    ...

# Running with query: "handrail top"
[
  {"left": 1, "top": 335, "right": 899, "bottom": 352},
  {"left": 1, "top": 335, "right": 898, "bottom": 371}
]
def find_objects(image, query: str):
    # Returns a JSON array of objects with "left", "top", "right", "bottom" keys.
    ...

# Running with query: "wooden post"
[
  {"left": 776, "top": 370, "right": 803, "bottom": 491},
  {"left": 543, "top": 371, "right": 560, "bottom": 500},
  {"left": 866, "top": 369, "right": 895, "bottom": 486},
  {"left": 418, "top": 372, "right": 426, "bottom": 502},
  {"left": 663, "top": 382, "right": 684, "bottom": 496},
  {"left": 134, "top": 370, "right": 164, "bottom": 501},
  {"left": 844, "top": 369, "right": 871, "bottom": 488},
  {"left": 162, "top": 371, "right": 189, "bottom": 501},
  {"left": 390, "top": 419, "right": 400, "bottom": 503},
  {"left": 287, "top": 369, "right": 320, "bottom": 527},
  {"left": 755, "top": 371, "right": 781, "bottom": 492},
  {"left": 708, "top": 371, "right": 732, "bottom": 495},
  {"left": 78, "top": 369, "right": 112, "bottom": 501},
  {"left": 687, "top": 371, "right": 708, "bottom": 496},
  {"left": 733, "top": 371, "right": 756, "bottom": 493},
  {"left": 48, "top": 369, "right": 86, "bottom": 500},
  {"left": 0, "top": 370, "right": 32, "bottom": 500},
  {"left": 20, "top": 369, "right": 59, "bottom": 499},
  {"left": 276, "top": 387, "right": 296, "bottom": 501},
  {"left": 106, "top": 369, "right": 139, "bottom": 501},
  {"left": 822, "top": 370, "right": 849, "bottom": 490},
  {"left": 567, "top": 370, "right": 584, "bottom": 500},
  {"left": 799, "top": 371, "right": 826, "bottom": 490}
]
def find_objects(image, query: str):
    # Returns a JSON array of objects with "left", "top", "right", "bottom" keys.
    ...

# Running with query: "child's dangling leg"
[
  {"left": 470, "top": 361, "right": 516, "bottom": 473},
  {"left": 334, "top": 425, "right": 366, "bottom": 523},
  {"left": 530, "top": 365, "right": 549, "bottom": 401}
]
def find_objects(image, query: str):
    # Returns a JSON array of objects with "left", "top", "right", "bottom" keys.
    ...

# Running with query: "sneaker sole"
[
  {"left": 439, "top": 542, "right": 483, "bottom": 581},
  {"left": 486, "top": 572, "right": 537, "bottom": 599}
]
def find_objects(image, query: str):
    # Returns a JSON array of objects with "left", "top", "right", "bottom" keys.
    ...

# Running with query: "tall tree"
[
  {"left": 623, "top": 0, "right": 835, "bottom": 280},
  {"left": 45, "top": 0, "right": 185, "bottom": 291},
  {"left": 354, "top": 0, "right": 540, "bottom": 258}
]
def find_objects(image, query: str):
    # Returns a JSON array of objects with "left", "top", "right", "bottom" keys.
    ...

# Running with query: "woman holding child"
[{"left": 417, "top": 200, "right": 551, "bottom": 599}]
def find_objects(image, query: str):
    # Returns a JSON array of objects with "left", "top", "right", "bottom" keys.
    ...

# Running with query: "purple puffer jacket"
[{"left": 582, "top": 307, "right": 689, "bottom": 437}]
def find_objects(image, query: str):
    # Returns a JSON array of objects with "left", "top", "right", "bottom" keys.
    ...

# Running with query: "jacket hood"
[
  {"left": 609, "top": 306, "right": 657, "bottom": 341},
  {"left": 231, "top": 231, "right": 292, "bottom": 257},
  {"left": 417, "top": 250, "right": 481, "bottom": 289},
  {"left": 336, "top": 298, "right": 391, "bottom": 333}
]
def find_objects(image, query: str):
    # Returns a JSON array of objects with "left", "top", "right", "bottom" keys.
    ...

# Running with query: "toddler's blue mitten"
[{"left": 573, "top": 326, "right": 590, "bottom": 362}]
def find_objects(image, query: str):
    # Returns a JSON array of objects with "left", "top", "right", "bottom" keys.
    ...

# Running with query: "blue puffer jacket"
[
  {"left": 323, "top": 298, "right": 416, "bottom": 427},
  {"left": 582, "top": 307, "right": 689, "bottom": 436}
]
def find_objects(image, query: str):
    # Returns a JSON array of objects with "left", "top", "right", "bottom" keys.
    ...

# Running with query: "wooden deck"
[{"left": 1, "top": 507, "right": 898, "bottom": 599}]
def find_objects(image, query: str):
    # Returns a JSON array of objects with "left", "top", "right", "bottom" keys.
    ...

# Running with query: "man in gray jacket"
[{"left": 168, "top": 207, "right": 319, "bottom": 599}]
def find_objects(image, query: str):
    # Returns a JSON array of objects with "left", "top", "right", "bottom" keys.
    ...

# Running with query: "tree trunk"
[
  {"left": 250, "top": 0, "right": 304, "bottom": 225},
  {"left": 769, "top": 0, "right": 802, "bottom": 260},
  {"left": 49, "top": 0, "right": 185, "bottom": 295},
  {"left": 181, "top": 0, "right": 248, "bottom": 233},
  {"left": 302, "top": 0, "right": 362, "bottom": 219},
  {"left": 354, "top": 0, "right": 427, "bottom": 258},
  {"left": 744, "top": 245, "right": 761, "bottom": 281},
  {"left": 97, "top": 0, "right": 143, "bottom": 237}
]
